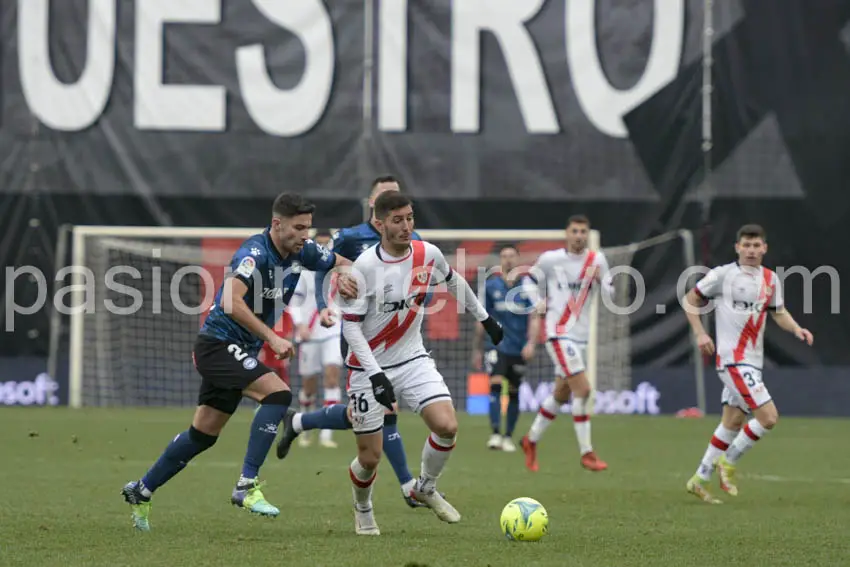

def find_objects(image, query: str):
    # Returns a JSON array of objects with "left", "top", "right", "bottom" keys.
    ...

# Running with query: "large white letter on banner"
[
  {"left": 378, "top": 0, "right": 408, "bottom": 131},
  {"left": 567, "top": 0, "right": 684, "bottom": 138},
  {"left": 19, "top": 0, "right": 115, "bottom": 131},
  {"left": 451, "top": 0, "right": 557, "bottom": 133},
  {"left": 135, "top": 0, "right": 225, "bottom": 131},
  {"left": 236, "top": 0, "right": 334, "bottom": 136}
]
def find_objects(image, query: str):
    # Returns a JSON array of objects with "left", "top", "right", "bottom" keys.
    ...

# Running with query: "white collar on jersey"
[{"left": 376, "top": 244, "right": 412, "bottom": 262}]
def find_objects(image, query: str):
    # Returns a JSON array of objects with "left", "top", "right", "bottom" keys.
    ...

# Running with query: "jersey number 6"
[{"left": 350, "top": 392, "right": 369, "bottom": 413}]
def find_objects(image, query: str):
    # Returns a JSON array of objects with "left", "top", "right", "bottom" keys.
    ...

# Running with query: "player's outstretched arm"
[
  {"left": 682, "top": 288, "right": 714, "bottom": 355},
  {"left": 342, "top": 317, "right": 396, "bottom": 410},
  {"left": 434, "top": 253, "right": 502, "bottom": 344},
  {"left": 770, "top": 309, "right": 814, "bottom": 345},
  {"left": 222, "top": 277, "right": 293, "bottom": 358}
]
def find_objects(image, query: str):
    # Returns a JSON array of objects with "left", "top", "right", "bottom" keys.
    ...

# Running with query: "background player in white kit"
[
  {"left": 289, "top": 230, "right": 343, "bottom": 449},
  {"left": 682, "top": 224, "right": 813, "bottom": 503},
  {"left": 520, "top": 214, "right": 611, "bottom": 472},
  {"left": 341, "top": 191, "right": 503, "bottom": 535}
]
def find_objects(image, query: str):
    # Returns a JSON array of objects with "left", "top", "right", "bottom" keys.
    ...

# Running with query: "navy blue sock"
[
  {"left": 141, "top": 426, "right": 217, "bottom": 492},
  {"left": 506, "top": 392, "right": 520, "bottom": 437},
  {"left": 489, "top": 383, "right": 502, "bottom": 434},
  {"left": 241, "top": 392, "right": 291, "bottom": 478},
  {"left": 301, "top": 403, "right": 351, "bottom": 431},
  {"left": 383, "top": 415, "right": 414, "bottom": 486}
]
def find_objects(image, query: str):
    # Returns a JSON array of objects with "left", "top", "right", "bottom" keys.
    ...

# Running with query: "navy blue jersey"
[
  {"left": 331, "top": 221, "right": 421, "bottom": 261},
  {"left": 314, "top": 221, "right": 421, "bottom": 309},
  {"left": 483, "top": 276, "right": 533, "bottom": 356},
  {"left": 201, "top": 228, "right": 336, "bottom": 354}
]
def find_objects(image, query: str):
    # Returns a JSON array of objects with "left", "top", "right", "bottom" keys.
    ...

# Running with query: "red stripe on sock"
[
  {"left": 710, "top": 435, "right": 730, "bottom": 450},
  {"left": 572, "top": 415, "right": 589, "bottom": 423},
  {"left": 428, "top": 434, "right": 455, "bottom": 452},
  {"left": 539, "top": 408, "right": 557, "bottom": 420},
  {"left": 743, "top": 424, "right": 760, "bottom": 441},
  {"left": 349, "top": 467, "right": 376, "bottom": 488}
]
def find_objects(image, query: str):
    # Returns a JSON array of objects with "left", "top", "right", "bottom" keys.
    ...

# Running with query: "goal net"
[{"left": 57, "top": 226, "right": 700, "bottom": 413}]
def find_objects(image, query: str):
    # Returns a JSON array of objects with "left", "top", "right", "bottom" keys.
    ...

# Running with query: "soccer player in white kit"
[
  {"left": 289, "top": 230, "right": 343, "bottom": 448},
  {"left": 682, "top": 224, "right": 813, "bottom": 503},
  {"left": 341, "top": 191, "right": 503, "bottom": 535},
  {"left": 520, "top": 214, "right": 611, "bottom": 472}
]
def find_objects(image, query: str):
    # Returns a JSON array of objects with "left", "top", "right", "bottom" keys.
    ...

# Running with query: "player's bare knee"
[
  {"left": 756, "top": 407, "right": 779, "bottom": 429},
  {"left": 357, "top": 444, "right": 382, "bottom": 470},
  {"left": 553, "top": 379, "right": 571, "bottom": 404},
  {"left": 431, "top": 413, "right": 458, "bottom": 439}
]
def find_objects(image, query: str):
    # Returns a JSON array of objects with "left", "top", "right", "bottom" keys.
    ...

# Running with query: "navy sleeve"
[
  {"left": 331, "top": 229, "right": 355, "bottom": 261},
  {"left": 300, "top": 239, "right": 336, "bottom": 311},
  {"left": 300, "top": 239, "right": 337, "bottom": 272},
  {"left": 230, "top": 246, "right": 263, "bottom": 292}
]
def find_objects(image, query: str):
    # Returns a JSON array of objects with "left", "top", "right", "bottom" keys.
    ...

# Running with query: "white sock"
[
  {"left": 349, "top": 458, "right": 376, "bottom": 512},
  {"left": 320, "top": 429, "right": 333, "bottom": 442},
  {"left": 323, "top": 386, "right": 341, "bottom": 406},
  {"left": 292, "top": 413, "right": 304, "bottom": 434},
  {"left": 571, "top": 396, "right": 593, "bottom": 455},
  {"left": 725, "top": 419, "right": 768, "bottom": 465},
  {"left": 527, "top": 395, "right": 560, "bottom": 443},
  {"left": 419, "top": 432, "right": 456, "bottom": 492},
  {"left": 696, "top": 423, "right": 738, "bottom": 480}
]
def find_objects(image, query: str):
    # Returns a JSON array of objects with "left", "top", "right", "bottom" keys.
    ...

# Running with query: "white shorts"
[
  {"left": 346, "top": 357, "right": 452, "bottom": 434},
  {"left": 718, "top": 365, "right": 772, "bottom": 412},
  {"left": 545, "top": 338, "right": 586, "bottom": 378},
  {"left": 298, "top": 339, "right": 342, "bottom": 377}
]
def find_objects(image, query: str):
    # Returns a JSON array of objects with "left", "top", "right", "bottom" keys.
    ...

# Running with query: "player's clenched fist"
[
  {"left": 696, "top": 332, "right": 715, "bottom": 355},
  {"left": 794, "top": 327, "right": 814, "bottom": 346},
  {"left": 336, "top": 272, "right": 359, "bottom": 299},
  {"left": 269, "top": 336, "right": 294, "bottom": 360},
  {"left": 369, "top": 372, "right": 396, "bottom": 411}
]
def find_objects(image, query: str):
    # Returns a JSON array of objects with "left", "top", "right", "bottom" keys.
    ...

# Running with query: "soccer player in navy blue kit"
[
  {"left": 276, "top": 175, "right": 433, "bottom": 508},
  {"left": 121, "top": 194, "right": 356, "bottom": 531},
  {"left": 472, "top": 244, "right": 540, "bottom": 452}
]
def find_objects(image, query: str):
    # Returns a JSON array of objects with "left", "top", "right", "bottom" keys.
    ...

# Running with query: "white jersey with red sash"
[{"left": 695, "top": 262, "right": 783, "bottom": 410}]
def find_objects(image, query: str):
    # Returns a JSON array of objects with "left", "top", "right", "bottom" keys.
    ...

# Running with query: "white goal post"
[{"left": 60, "top": 225, "right": 702, "bottom": 413}]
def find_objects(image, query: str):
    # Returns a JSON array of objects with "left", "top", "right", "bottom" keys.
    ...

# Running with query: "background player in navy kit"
[
  {"left": 276, "top": 175, "right": 432, "bottom": 509},
  {"left": 120, "top": 194, "right": 355, "bottom": 531},
  {"left": 471, "top": 244, "right": 539, "bottom": 452}
]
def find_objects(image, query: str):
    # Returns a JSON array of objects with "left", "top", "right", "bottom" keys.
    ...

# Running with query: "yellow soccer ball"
[{"left": 500, "top": 497, "right": 549, "bottom": 542}]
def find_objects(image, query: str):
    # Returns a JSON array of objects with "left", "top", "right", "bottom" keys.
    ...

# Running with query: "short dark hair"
[
  {"left": 499, "top": 243, "right": 519, "bottom": 254},
  {"left": 371, "top": 175, "right": 400, "bottom": 191},
  {"left": 567, "top": 214, "right": 590, "bottom": 228},
  {"left": 737, "top": 223, "right": 766, "bottom": 242},
  {"left": 374, "top": 191, "right": 412, "bottom": 220},
  {"left": 314, "top": 228, "right": 332, "bottom": 239},
  {"left": 273, "top": 193, "right": 315, "bottom": 218}
]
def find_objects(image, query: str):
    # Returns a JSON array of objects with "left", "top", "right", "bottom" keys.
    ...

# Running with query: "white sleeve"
[
  {"left": 695, "top": 266, "right": 725, "bottom": 300},
  {"left": 522, "top": 252, "right": 550, "bottom": 308},
  {"left": 769, "top": 271, "right": 784, "bottom": 310},
  {"left": 288, "top": 273, "right": 312, "bottom": 326},
  {"left": 431, "top": 244, "right": 489, "bottom": 322},
  {"left": 596, "top": 253, "right": 615, "bottom": 298},
  {"left": 342, "top": 319, "right": 383, "bottom": 376},
  {"left": 340, "top": 258, "right": 382, "bottom": 375}
]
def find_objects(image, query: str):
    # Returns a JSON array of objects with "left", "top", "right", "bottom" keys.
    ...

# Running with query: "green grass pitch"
[{"left": 2, "top": 408, "right": 849, "bottom": 566}]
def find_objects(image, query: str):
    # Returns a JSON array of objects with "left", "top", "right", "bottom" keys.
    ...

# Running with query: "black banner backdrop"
[{"left": 0, "top": 0, "right": 846, "bottom": 364}]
